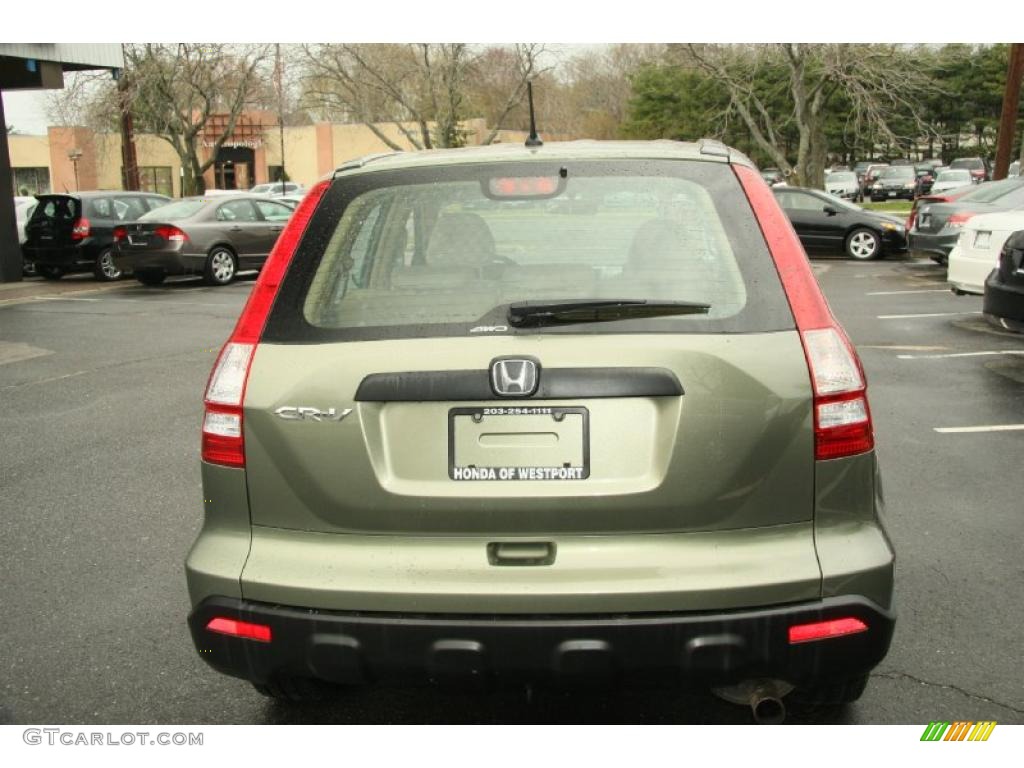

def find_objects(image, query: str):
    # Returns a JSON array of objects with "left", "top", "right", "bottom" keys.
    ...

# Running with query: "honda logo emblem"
[{"left": 490, "top": 357, "right": 539, "bottom": 397}]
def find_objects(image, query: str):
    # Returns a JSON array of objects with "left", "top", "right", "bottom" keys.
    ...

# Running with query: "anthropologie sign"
[{"left": 201, "top": 139, "right": 262, "bottom": 150}]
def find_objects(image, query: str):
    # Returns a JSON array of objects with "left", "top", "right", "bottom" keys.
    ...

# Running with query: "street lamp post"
[{"left": 67, "top": 148, "right": 83, "bottom": 191}]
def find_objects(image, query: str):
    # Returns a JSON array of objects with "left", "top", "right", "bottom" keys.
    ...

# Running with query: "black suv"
[{"left": 23, "top": 191, "right": 170, "bottom": 281}]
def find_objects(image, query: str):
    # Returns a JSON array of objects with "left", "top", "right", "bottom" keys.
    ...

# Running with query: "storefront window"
[
  {"left": 12, "top": 167, "right": 51, "bottom": 196},
  {"left": 139, "top": 166, "right": 174, "bottom": 197}
]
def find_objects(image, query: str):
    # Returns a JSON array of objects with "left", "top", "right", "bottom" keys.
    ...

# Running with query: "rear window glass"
[
  {"left": 30, "top": 196, "right": 79, "bottom": 223},
  {"left": 937, "top": 170, "right": 971, "bottom": 182},
  {"left": 950, "top": 158, "right": 984, "bottom": 171},
  {"left": 960, "top": 179, "right": 1024, "bottom": 204},
  {"left": 879, "top": 167, "right": 915, "bottom": 180},
  {"left": 265, "top": 160, "right": 795, "bottom": 342},
  {"left": 827, "top": 172, "right": 855, "bottom": 182},
  {"left": 139, "top": 200, "right": 207, "bottom": 221}
]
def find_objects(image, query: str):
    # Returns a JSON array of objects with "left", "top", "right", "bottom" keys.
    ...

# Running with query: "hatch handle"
[{"left": 487, "top": 541, "right": 556, "bottom": 566}]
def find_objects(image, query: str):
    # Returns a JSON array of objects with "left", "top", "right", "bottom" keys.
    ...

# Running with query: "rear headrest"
[{"left": 427, "top": 213, "right": 496, "bottom": 268}]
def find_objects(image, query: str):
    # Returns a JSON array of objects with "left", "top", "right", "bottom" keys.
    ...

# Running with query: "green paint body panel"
[
  {"left": 184, "top": 462, "right": 251, "bottom": 605},
  {"left": 242, "top": 332, "right": 814, "bottom": 536}
]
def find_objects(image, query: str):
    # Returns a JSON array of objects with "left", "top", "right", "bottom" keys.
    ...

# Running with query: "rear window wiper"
[{"left": 507, "top": 299, "right": 711, "bottom": 327}]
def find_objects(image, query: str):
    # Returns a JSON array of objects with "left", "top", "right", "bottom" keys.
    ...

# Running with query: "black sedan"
[
  {"left": 869, "top": 166, "right": 918, "bottom": 201},
  {"left": 908, "top": 178, "right": 1024, "bottom": 264},
  {"left": 983, "top": 229, "right": 1024, "bottom": 332},
  {"left": 773, "top": 186, "right": 908, "bottom": 260}
]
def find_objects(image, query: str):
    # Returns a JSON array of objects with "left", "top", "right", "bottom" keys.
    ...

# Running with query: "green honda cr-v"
[{"left": 186, "top": 139, "right": 895, "bottom": 721}]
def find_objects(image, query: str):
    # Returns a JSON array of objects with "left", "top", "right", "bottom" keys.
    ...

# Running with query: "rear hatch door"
[{"left": 241, "top": 158, "right": 815, "bottom": 537}]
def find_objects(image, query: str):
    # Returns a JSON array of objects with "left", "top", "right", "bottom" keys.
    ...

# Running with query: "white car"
[
  {"left": 14, "top": 197, "right": 39, "bottom": 276},
  {"left": 931, "top": 169, "right": 974, "bottom": 194},
  {"left": 947, "top": 210, "right": 1024, "bottom": 295},
  {"left": 825, "top": 170, "right": 860, "bottom": 199},
  {"left": 250, "top": 182, "right": 304, "bottom": 197}
]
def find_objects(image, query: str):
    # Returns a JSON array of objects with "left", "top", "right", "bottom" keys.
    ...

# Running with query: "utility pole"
[
  {"left": 118, "top": 44, "right": 140, "bottom": 191},
  {"left": 993, "top": 43, "right": 1024, "bottom": 180},
  {"left": 275, "top": 43, "right": 286, "bottom": 194}
]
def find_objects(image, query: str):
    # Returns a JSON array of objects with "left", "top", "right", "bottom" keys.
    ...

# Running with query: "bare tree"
[
  {"left": 679, "top": 44, "right": 933, "bottom": 187},
  {"left": 43, "top": 70, "right": 118, "bottom": 130},
  {"left": 299, "top": 44, "right": 548, "bottom": 150},
  {"left": 123, "top": 44, "right": 271, "bottom": 194}
]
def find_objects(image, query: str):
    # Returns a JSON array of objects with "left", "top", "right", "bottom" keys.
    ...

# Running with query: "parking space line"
[
  {"left": 866, "top": 289, "right": 951, "bottom": 295},
  {"left": 934, "top": 424, "right": 1024, "bottom": 434},
  {"left": 897, "top": 350, "right": 1024, "bottom": 360},
  {"left": 877, "top": 311, "right": 982, "bottom": 319},
  {"left": 29, "top": 296, "right": 241, "bottom": 309}
]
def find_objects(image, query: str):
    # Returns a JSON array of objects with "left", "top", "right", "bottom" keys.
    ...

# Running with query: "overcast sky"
[{"left": 4, "top": 89, "right": 54, "bottom": 136}]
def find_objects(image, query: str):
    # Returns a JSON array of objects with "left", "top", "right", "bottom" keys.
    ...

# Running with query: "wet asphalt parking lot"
[{"left": 0, "top": 256, "right": 1022, "bottom": 725}]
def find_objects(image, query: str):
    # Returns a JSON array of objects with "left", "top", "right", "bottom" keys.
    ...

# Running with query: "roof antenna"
[{"left": 525, "top": 80, "right": 542, "bottom": 148}]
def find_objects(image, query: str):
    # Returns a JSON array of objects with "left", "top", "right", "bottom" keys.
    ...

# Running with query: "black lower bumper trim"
[{"left": 188, "top": 596, "right": 895, "bottom": 687}]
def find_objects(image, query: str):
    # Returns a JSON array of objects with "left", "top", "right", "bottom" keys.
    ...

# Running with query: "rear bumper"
[
  {"left": 113, "top": 249, "right": 204, "bottom": 274},
  {"left": 909, "top": 230, "right": 957, "bottom": 259},
  {"left": 947, "top": 248, "right": 994, "bottom": 295},
  {"left": 983, "top": 271, "right": 1024, "bottom": 327},
  {"left": 870, "top": 188, "right": 915, "bottom": 200},
  {"left": 22, "top": 241, "right": 94, "bottom": 267},
  {"left": 188, "top": 594, "right": 895, "bottom": 687}
]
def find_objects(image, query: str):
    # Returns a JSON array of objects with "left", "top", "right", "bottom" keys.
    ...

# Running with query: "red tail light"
[
  {"left": 734, "top": 164, "right": 874, "bottom": 461},
  {"left": 947, "top": 212, "right": 976, "bottom": 228},
  {"left": 206, "top": 617, "right": 272, "bottom": 643},
  {"left": 112, "top": 225, "right": 127, "bottom": 243},
  {"left": 788, "top": 617, "right": 868, "bottom": 644},
  {"left": 71, "top": 217, "right": 91, "bottom": 241},
  {"left": 201, "top": 180, "right": 329, "bottom": 468},
  {"left": 154, "top": 224, "right": 189, "bottom": 243}
]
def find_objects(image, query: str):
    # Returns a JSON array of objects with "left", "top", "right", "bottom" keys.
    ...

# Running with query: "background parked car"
[
  {"left": 275, "top": 195, "right": 304, "bottom": 210},
  {"left": 931, "top": 169, "right": 973, "bottom": 194},
  {"left": 250, "top": 182, "right": 305, "bottom": 197},
  {"left": 760, "top": 168, "right": 786, "bottom": 186},
  {"left": 982, "top": 229, "right": 1024, "bottom": 332},
  {"left": 14, "top": 196, "right": 38, "bottom": 276},
  {"left": 859, "top": 163, "right": 889, "bottom": 200},
  {"left": 22, "top": 191, "right": 170, "bottom": 281},
  {"left": 914, "top": 165, "right": 936, "bottom": 196},
  {"left": 825, "top": 170, "right": 859, "bottom": 199},
  {"left": 112, "top": 195, "right": 294, "bottom": 286},
  {"left": 909, "top": 178, "right": 1024, "bottom": 264},
  {"left": 869, "top": 166, "right": 917, "bottom": 201},
  {"left": 774, "top": 186, "right": 907, "bottom": 260},
  {"left": 947, "top": 210, "right": 1024, "bottom": 295},
  {"left": 948, "top": 156, "right": 989, "bottom": 183},
  {"left": 1008, "top": 160, "right": 1021, "bottom": 178}
]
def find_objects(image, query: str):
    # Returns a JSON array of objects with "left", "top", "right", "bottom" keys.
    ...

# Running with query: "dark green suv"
[{"left": 186, "top": 140, "right": 895, "bottom": 721}]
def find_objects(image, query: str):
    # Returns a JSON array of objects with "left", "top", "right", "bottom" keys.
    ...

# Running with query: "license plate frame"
[{"left": 447, "top": 405, "right": 590, "bottom": 481}]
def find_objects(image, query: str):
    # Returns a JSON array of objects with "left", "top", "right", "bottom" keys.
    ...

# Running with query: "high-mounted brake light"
[
  {"left": 206, "top": 617, "right": 272, "bottom": 643},
  {"left": 734, "top": 164, "right": 874, "bottom": 461},
  {"left": 487, "top": 176, "right": 560, "bottom": 198},
  {"left": 788, "top": 617, "right": 868, "bottom": 644},
  {"left": 71, "top": 217, "right": 91, "bottom": 241},
  {"left": 201, "top": 181, "right": 329, "bottom": 468}
]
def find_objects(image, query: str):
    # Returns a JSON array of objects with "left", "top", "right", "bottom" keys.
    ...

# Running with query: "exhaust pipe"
[
  {"left": 750, "top": 692, "right": 786, "bottom": 725},
  {"left": 712, "top": 679, "right": 793, "bottom": 724}
]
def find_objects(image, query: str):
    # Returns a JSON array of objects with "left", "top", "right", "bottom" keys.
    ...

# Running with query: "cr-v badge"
[{"left": 274, "top": 406, "right": 352, "bottom": 422}]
